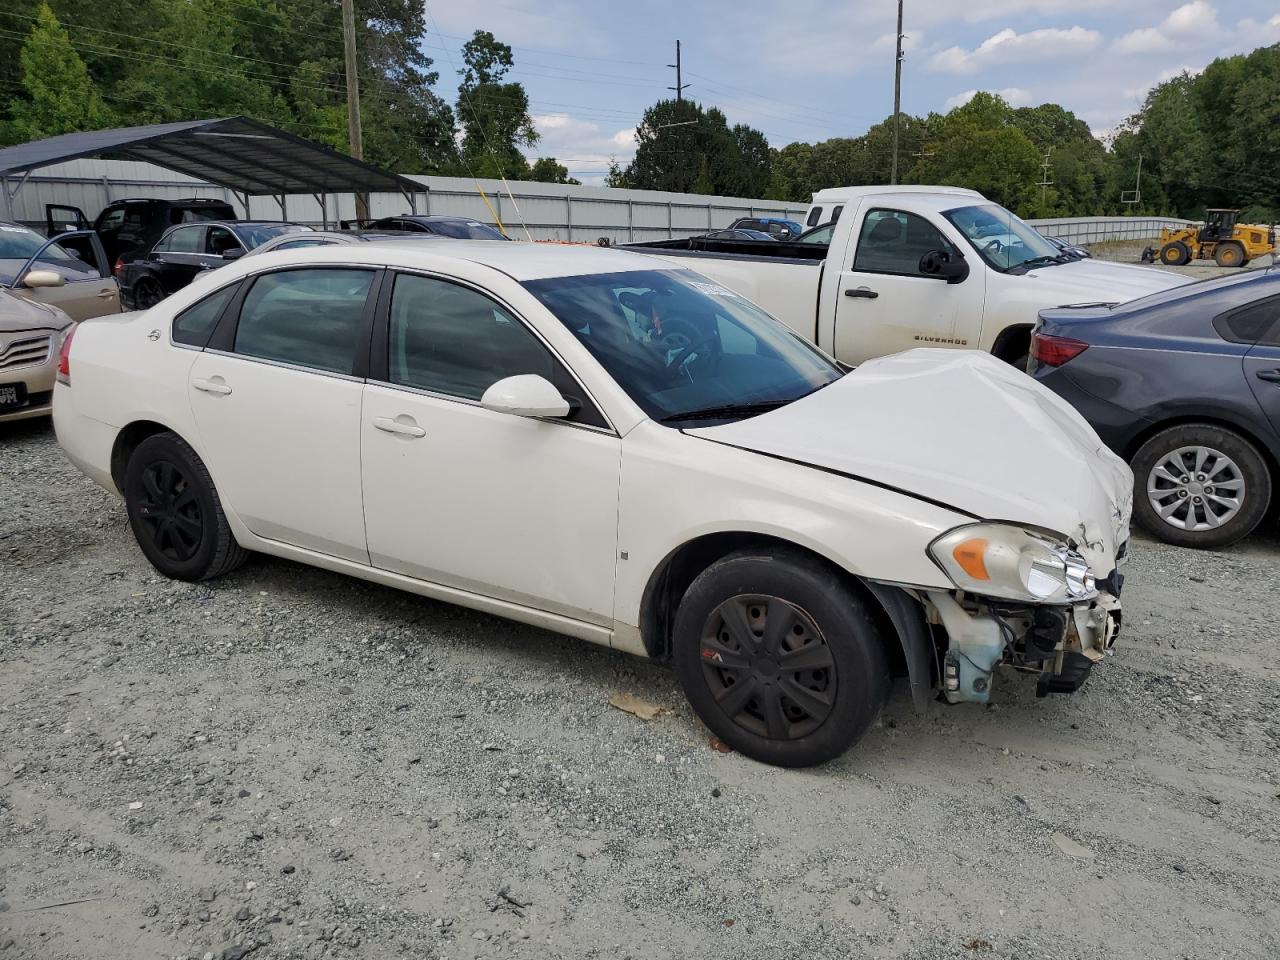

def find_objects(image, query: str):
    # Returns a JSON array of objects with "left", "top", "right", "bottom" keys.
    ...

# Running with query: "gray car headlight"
[{"left": 928, "top": 523, "right": 1096, "bottom": 604}]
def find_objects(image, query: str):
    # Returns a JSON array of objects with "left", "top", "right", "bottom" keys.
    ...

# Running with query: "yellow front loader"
[{"left": 1142, "top": 209, "right": 1276, "bottom": 268}]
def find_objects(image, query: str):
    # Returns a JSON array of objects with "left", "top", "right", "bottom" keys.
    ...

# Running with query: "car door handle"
[
  {"left": 191, "top": 377, "right": 232, "bottom": 396},
  {"left": 373, "top": 416, "right": 426, "bottom": 438},
  {"left": 1256, "top": 369, "right": 1280, "bottom": 384},
  {"left": 96, "top": 289, "right": 115, "bottom": 299},
  {"left": 844, "top": 286, "right": 878, "bottom": 299}
]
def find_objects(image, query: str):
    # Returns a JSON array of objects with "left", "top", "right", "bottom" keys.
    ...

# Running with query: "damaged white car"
[{"left": 54, "top": 242, "right": 1130, "bottom": 767}]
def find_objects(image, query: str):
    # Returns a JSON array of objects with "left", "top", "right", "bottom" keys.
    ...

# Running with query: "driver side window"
[{"left": 853, "top": 209, "right": 954, "bottom": 277}]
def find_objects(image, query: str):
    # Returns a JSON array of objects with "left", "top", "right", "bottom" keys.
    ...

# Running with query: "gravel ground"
[{"left": 3, "top": 367, "right": 1280, "bottom": 959}]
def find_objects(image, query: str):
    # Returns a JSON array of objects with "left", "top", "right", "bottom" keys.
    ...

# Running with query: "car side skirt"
[{"left": 241, "top": 532, "right": 617, "bottom": 650}]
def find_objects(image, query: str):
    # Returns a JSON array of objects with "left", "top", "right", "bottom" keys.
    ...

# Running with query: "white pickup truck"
[{"left": 624, "top": 185, "right": 1188, "bottom": 366}]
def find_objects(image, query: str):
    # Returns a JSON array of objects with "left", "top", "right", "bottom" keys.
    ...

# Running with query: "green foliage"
[
  {"left": 529, "top": 157, "right": 580, "bottom": 185},
  {"left": 622, "top": 99, "right": 770, "bottom": 197},
  {"left": 453, "top": 30, "right": 537, "bottom": 180},
  {"left": 4, "top": 3, "right": 112, "bottom": 142}
]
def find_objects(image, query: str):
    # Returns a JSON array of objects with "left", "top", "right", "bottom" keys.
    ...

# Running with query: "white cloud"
[
  {"left": 944, "top": 87, "right": 1032, "bottom": 109},
  {"left": 526, "top": 114, "right": 637, "bottom": 185},
  {"left": 1112, "top": 1, "right": 1221, "bottom": 53},
  {"left": 873, "top": 31, "right": 924, "bottom": 52},
  {"left": 929, "top": 26, "right": 1102, "bottom": 74}
]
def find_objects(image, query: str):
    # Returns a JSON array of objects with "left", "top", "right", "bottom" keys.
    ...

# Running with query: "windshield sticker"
[{"left": 688, "top": 280, "right": 742, "bottom": 298}]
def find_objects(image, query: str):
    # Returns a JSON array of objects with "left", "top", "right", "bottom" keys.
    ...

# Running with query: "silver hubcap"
[{"left": 1147, "top": 445, "right": 1245, "bottom": 532}]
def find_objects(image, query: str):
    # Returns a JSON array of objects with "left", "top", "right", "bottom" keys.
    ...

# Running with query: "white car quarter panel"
[
  {"left": 613, "top": 420, "right": 961, "bottom": 633},
  {"left": 361, "top": 383, "right": 622, "bottom": 625},
  {"left": 186, "top": 352, "right": 369, "bottom": 563}
]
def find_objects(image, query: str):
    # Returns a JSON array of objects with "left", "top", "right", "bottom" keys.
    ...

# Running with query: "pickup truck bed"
[{"left": 621, "top": 236, "right": 828, "bottom": 262}]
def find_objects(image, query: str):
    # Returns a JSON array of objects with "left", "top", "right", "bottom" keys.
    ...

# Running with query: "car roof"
[
  {"left": 245, "top": 239, "right": 673, "bottom": 281},
  {"left": 810, "top": 185, "right": 985, "bottom": 207}
]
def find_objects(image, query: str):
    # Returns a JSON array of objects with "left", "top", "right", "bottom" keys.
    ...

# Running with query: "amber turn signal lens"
[{"left": 952, "top": 538, "right": 990, "bottom": 580}]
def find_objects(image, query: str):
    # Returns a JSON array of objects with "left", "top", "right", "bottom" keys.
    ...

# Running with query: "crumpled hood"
[
  {"left": 1021, "top": 257, "right": 1190, "bottom": 304},
  {"left": 686, "top": 349, "right": 1133, "bottom": 574}
]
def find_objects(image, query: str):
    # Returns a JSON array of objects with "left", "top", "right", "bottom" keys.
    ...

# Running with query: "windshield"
[
  {"left": 523, "top": 268, "right": 843, "bottom": 424},
  {"left": 944, "top": 203, "right": 1060, "bottom": 272},
  {"left": 237, "top": 224, "right": 310, "bottom": 249},
  {"left": 0, "top": 223, "right": 75, "bottom": 262},
  {"left": 431, "top": 220, "right": 508, "bottom": 240}
]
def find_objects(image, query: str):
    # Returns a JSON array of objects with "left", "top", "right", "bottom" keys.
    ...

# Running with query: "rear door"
[
  {"left": 823, "top": 202, "right": 985, "bottom": 364},
  {"left": 1240, "top": 296, "right": 1280, "bottom": 438},
  {"left": 152, "top": 225, "right": 209, "bottom": 294},
  {"left": 187, "top": 266, "right": 379, "bottom": 562}
]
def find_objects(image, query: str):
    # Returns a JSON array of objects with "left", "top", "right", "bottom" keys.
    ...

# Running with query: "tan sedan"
[
  {"left": 0, "top": 288, "right": 71, "bottom": 423},
  {"left": 1, "top": 222, "right": 120, "bottom": 321}
]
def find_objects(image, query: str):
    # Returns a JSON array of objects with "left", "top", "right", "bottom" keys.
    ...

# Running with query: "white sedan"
[{"left": 54, "top": 241, "right": 1131, "bottom": 767}]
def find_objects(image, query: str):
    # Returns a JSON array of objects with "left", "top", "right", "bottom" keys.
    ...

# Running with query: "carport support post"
[
  {"left": 278, "top": 195, "right": 288, "bottom": 221},
  {"left": 314, "top": 193, "right": 327, "bottom": 230}
]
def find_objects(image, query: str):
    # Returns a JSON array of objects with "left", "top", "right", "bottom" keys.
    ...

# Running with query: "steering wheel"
[
  {"left": 984, "top": 238, "right": 1005, "bottom": 255},
  {"left": 667, "top": 334, "right": 720, "bottom": 372}
]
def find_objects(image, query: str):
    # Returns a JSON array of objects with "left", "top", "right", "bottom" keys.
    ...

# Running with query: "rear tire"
[
  {"left": 123, "top": 431, "right": 248, "bottom": 580},
  {"left": 671, "top": 548, "right": 890, "bottom": 767},
  {"left": 1214, "top": 242, "right": 1245, "bottom": 268},
  {"left": 133, "top": 278, "right": 165, "bottom": 309},
  {"left": 1130, "top": 424, "right": 1271, "bottom": 548},
  {"left": 1159, "top": 241, "right": 1191, "bottom": 266}
]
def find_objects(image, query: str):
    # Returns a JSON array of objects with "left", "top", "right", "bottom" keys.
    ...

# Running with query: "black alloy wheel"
[
  {"left": 134, "top": 279, "right": 165, "bottom": 309},
  {"left": 672, "top": 547, "right": 890, "bottom": 767}
]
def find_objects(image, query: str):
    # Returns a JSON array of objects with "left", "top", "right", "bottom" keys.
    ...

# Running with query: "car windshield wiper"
[
  {"left": 1011, "top": 254, "right": 1070, "bottom": 274},
  {"left": 659, "top": 400, "right": 790, "bottom": 424}
]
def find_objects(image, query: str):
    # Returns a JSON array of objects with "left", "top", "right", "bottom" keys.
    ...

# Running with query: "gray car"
[{"left": 243, "top": 229, "right": 445, "bottom": 257}]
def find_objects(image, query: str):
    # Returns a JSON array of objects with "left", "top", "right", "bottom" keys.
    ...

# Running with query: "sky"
[{"left": 423, "top": 1, "right": 1280, "bottom": 185}]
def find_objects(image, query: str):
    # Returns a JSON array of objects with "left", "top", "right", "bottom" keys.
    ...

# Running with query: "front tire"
[
  {"left": 672, "top": 548, "right": 890, "bottom": 767},
  {"left": 123, "top": 431, "right": 248, "bottom": 580},
  {"left": 1131, "top": 424, "right": 1271, "bottom": 548},
  {"left": 1159, "top": 241, "right": 1191, "bottom": 266}
]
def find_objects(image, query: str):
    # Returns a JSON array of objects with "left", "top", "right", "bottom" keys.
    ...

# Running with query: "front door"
[
  {"left": 152, "top": 225, "right": 210, "bottom": 295},
  {"left": 828, "top": 205, "right": 985, "bottom": 364},
  {"left": 360, "top": 271, "right": 621, "bottom": 624},
  {"left": 187, "top": 266, "right": 379, "bottom": 562},
  {"left": 13, "top": 232, "right": 119, "bottom": 320}
]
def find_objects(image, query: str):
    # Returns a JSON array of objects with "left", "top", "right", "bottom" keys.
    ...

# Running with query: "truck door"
[
  {"left": 826, "top": 205, "right": 985, "bottom": 365},
  {"left": 46, "top": 204, "right": 88, "bottom": 235}
]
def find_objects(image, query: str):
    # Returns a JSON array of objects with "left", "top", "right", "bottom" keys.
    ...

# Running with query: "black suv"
[
  {"left": 46, "top": 198, "right": 237, "bottom": 271},
  {"left": 120, "top": 221, "right": 309, "bottom": 309}
]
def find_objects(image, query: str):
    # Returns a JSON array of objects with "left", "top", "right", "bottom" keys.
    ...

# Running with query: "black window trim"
[
  {"left": 204, "top": 264, "right": 385, "bottom": 380},
  {"left": 369, "top": 267, "right": 615, "bottom": 434},
  {"left": 850, "top": 206, "right": 957, "bottom": 282},
  {"left": 1213, "top": 293, "right": 1280, "bottom": 346},
  {"left": 169, "top": 280, "right": 244, "bottom": 351}
]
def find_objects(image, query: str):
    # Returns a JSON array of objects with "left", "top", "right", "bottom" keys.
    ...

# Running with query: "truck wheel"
[
  {"left": 1214, "top": 242, "right": 1245, "bottom": 267},
  {"left": 671, "top": 547, "right": 890, "bottom": 767},
  {"left": 123, "top": 431, "right": 249, "bottom": 580},
  {"left": 1131, "top": 424, "right": 1271, "bottom": 548},
  {"left": 1159, "top": 241, "right": 1191, "bottom": 266}
]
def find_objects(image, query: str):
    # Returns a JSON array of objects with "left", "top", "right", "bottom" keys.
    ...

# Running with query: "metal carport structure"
[{"left": 0, "top": 116, "right": 427, "bottom": 227}]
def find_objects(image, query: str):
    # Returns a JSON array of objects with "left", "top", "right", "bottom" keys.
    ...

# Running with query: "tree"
[
  {"left": 455, "top": 31, "right": 537, "bottom": 179},
  {"left": 623, "top": 99, "right": 770, "bottom": 196},
  {"left": 3, "top": 4, "right": 111, "bottom": 143},
  {"left": 529, "top": 157, "right": 580, "bottom": 185}
]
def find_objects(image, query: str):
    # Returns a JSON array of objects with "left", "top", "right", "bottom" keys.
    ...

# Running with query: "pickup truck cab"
[{"left": 627, "top": 186, "right": 1188, "bottom": 367}]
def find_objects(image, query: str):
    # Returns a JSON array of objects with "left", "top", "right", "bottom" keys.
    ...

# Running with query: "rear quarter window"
[
  {"left": 173, "top": 285, "right": 236, "bottom": 347},
  {"left": 1214, "top": 296, "right": 1280, "bottom": 345}
]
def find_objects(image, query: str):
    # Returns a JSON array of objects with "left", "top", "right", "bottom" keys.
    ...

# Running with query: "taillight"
[
  {"left": 1031, "top": 331, "right": 1089, "bottom": 367},
  {"left": 113, "top": 257, "right": 124, "bottom": 277},
  {"left": 56, "top": 324, "right": 76, "bottom": 385}
]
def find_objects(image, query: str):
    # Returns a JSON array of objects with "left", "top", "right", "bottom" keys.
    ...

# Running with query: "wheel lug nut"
[
  {"left": 1197, "top": 474, "right": 1206, "bottom": 481},
  {"left": 1179, "top": 490, "right": 1188, "bottom": 498},
  {"left": 1193, "top": 496, "right": 1202, "bottom": 504}
]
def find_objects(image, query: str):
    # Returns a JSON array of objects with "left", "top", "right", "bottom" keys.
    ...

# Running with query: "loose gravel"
[{"left": 3, "top": 406, "right": 1279, "bottom": 960}]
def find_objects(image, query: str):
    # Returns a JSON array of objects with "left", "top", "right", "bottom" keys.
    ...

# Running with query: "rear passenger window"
[
  {"left": 388, "top": 273, "right": 554, "bottom": 400},
  {"left": 1216, "top": 298, "right": 1280, "bottom": 345},
  {"left": 165, "top": 227, "right": 204, "bottom": 253},
  {"left": 806, "top": 206, "right": 823, "bottom": 227},
  {"left": 234, "top": 269, "right": 374, "bottom": 374},
  {"left": 173, "top": 285, "right": 235, "bottom": 347}
]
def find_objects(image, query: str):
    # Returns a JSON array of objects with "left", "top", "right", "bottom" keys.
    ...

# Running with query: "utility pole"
[
  {"left": 341, "top": 0, "right": 369, "bottom": 220},
  {"left": 1038, "top": 147, "right": 1054, "bottom": 210},
  {"left": 668, "top": 40, "right": 688, "bottom": 101},
  {"left": 890, "top": 1, "right": 904, "bottom": 185}
]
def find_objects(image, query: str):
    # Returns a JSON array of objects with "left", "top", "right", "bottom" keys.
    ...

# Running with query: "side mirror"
[
  {"left": 22, "top": 269, "right": 66, "bottom": 289},
  {"left": 919, "top": 249, "right": 969, "bottom": 284},
  {"left": 480, "top": 374, "right": 571, "bottom": 419},
  {"left": 221, "top": 247, "right": 245, "bottom": 261}
]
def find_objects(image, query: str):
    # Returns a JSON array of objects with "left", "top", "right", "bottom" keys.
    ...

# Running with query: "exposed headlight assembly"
[{"left": 929, "top": 523, "right": 1096, "bottom": 604}]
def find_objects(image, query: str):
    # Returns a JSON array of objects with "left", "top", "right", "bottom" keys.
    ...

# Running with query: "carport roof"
[{"left": 0, "top": 116, "right": 424, "bottom": 198}]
